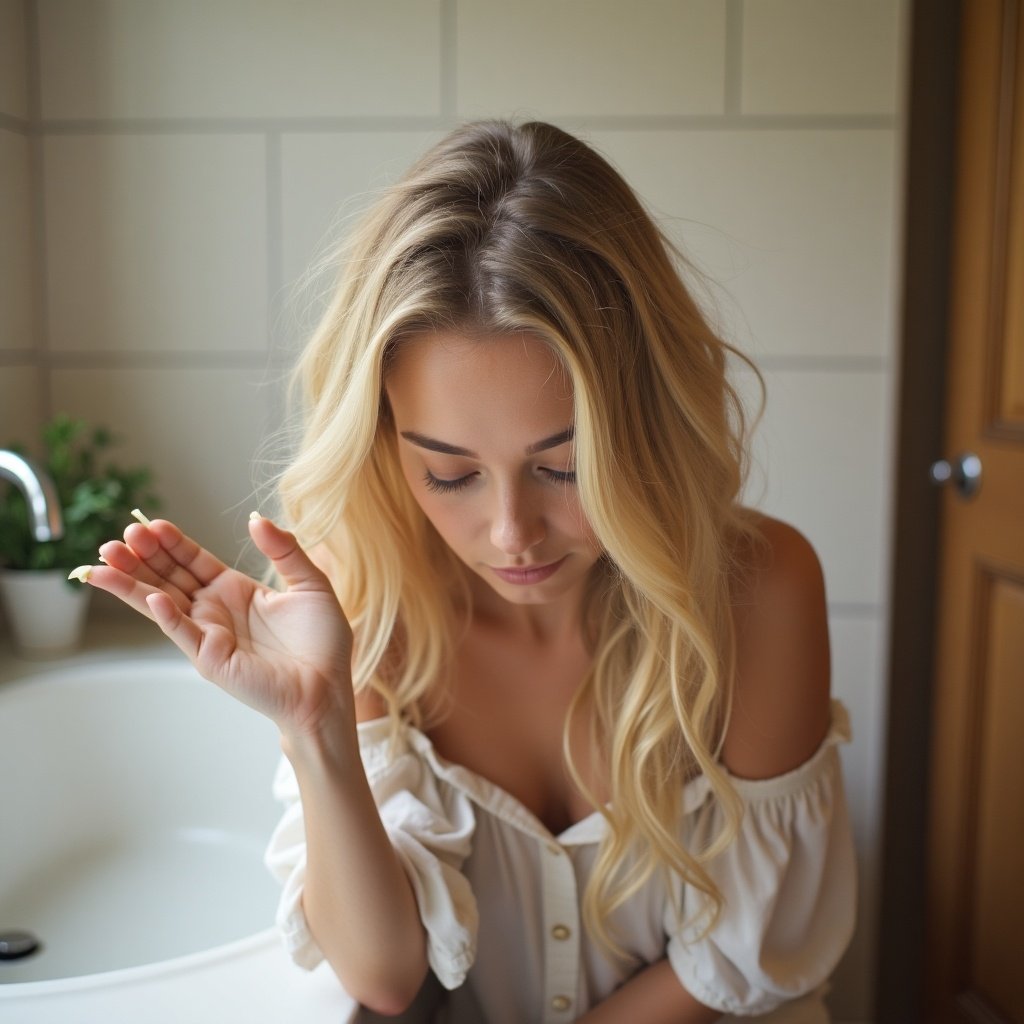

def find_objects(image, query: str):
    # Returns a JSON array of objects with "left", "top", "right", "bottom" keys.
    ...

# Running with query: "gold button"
[
  {"left": 551, "top": 924, "right": 571, "bottom": 940},
  {"left": 551, "top": 995, "right": 572, "bottom": 1012}
]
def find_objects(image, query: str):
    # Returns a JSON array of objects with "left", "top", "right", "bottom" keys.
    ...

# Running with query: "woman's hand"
[
  {"left": 81, "top": 515, "right": 355, "bottom": 740},
  {"left": 83, "top": 516, "right": 431, "bottom": 1007}
]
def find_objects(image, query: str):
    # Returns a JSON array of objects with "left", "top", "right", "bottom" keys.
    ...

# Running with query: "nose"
[{"left": 490, "top": 484, "right": 546, "bottom": 557}]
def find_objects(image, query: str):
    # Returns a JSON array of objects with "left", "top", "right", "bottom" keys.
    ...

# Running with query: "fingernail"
[
  {"left": 68, "top": 565, "right": 93, "bottom": 582},
  {"left": 97, "top": 555, "right": 108, "bottom": 564},
  {"left": 249, "top": 510, "right": 262, "bottom": 521},
  {"left": 131, "top": 508, "right": 152, "bottom": 526}
]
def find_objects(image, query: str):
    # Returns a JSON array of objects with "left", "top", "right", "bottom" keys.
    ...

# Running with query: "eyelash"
[{"left": 423, "top": 468, "right": 577, "bottom": 494}]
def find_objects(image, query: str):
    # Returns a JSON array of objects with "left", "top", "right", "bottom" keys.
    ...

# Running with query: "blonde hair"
[{"left": 279, "top": 120, "right": 768, "bottom": 956}]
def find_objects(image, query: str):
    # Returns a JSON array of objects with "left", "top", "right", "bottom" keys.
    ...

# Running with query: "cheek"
[
  {"left": 552, "top": 491, "right": 598, "bottom": 546},
  {"left": 422, "top": 500, "right": 470, "bottom": 541},
  {"left": 393, "top": 449, "right": 482, "bottom": 549},
  {"left": 429, "top": 507, "right": 488, "bottom": 564},
  {"left": 403, "top": 478, "right": 480, "bottom": 550}
]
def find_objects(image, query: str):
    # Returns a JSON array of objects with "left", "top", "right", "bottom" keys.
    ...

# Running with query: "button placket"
[{"left": 540, "top": 841, "right": 582, "bottom": 1022}]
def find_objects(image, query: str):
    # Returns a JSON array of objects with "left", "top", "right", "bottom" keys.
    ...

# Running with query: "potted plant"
[{"left": 0, "top": 414, "right": 161, "bottom": 657}]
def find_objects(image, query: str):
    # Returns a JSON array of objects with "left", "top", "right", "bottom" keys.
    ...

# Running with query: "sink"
[{"left": 0, "top": 659, "right": 283, "bottom": 984}]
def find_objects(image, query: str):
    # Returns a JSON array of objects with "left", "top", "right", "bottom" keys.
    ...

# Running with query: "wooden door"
[{"left": 925, "top": 1, "right": 1024, "bottom": 1021}]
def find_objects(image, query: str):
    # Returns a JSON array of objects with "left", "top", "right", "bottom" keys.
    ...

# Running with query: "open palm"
[{"left": 85, "top": 515, "right": 355, "bottom": 737}]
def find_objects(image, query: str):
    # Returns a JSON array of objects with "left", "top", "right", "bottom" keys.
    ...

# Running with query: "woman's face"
[{"left": 384, "top": 331, "right": 604, "bottom": 615}]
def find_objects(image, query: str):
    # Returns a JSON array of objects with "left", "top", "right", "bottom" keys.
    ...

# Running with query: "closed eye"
[
  {"left": 422, "top": 467, "right": 576, "bottom": 494},
  {"left": 423, "top": 471, "right": 475, "bottom": 494}
]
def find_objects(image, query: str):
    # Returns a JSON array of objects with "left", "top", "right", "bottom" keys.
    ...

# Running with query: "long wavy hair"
[{"left": 278, "top": 120, "right": 768, "bottom": 956}]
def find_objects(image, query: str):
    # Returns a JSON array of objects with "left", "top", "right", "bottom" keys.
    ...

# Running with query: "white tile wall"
[
  {"left": 0, "top": 0, "right": 29, "bottom": 120},
  {"left": 50, "top": 366, "right": 274, "bottom": 570},
  {"left": 37, "top": 0, "right": 443, "bottom": 120},
  {"left": 0, "top": 365, "right": 41, "bottom": 445},
  {"left": 8, "top": 2, "right": 909, "bottom": 1019},
  {"left": 738, "top": 365, "right": 893, "bottom": 605},
  {"left": 742, "top": 0, "right": 904, "bottom": 115},
  {"left": 279, "top": 131, "right": 443, "bottom": 307},
  {"left": 0, "top": 130, "right": 34, "bottom": 351},
  {"left": 44, "top": 134, "right": 268, "bottom": 353},
  {"left": 456, "top": 0, "right": 727, "bottom": 118},
  {"left": 589, "top": 129, "right": 900, "bottom": 359}
]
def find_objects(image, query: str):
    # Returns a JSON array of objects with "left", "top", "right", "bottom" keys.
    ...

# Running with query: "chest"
[{"left": 426, "top": 630, "right": 605, "bottom": 836}]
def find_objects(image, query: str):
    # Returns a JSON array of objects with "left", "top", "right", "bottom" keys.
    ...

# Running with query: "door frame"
[{"left": 875, "top": 1, "right": 961, "bottom": 1020}]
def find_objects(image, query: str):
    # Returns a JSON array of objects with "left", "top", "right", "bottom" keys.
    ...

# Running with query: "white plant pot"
[{"left": 0, "top": 569, "right": 92, "bottom": 658}]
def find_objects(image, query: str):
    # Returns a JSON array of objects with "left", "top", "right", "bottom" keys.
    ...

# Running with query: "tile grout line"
[
  {"left": 265, "top": 131, "right": 282, "bottom": 355},
  {"left": 440, "top": 0, "right": 458, "bottom": 120},
  {"left": 0, "top": 112, "right": 30, "bottom": 134},
  {"left": 25, "top": 0, "right": 51, "bottom": 424},
  {"left": 34, "top": 113, "right": 900, "bottom": 136},
  {"left": 0, "top": 351, "right": 891, "bottom": 372},
  {"left": 725, "top": 0, "right": 744, "bottom": 116},
  {"left": 0, "top": 353, "right": 294, "bottom": 369},
  {"left": 263, "top": 129, "right": 290, "bottom": 456}
]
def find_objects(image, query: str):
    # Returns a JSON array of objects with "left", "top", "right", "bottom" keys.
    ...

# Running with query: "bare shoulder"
[{"left": 721, "top": 511, "right": 832, "bottom": 780}]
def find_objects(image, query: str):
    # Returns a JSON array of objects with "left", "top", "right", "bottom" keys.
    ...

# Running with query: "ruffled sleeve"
[
  {"left": 263, "top": 719, "right": 479, "bottom": 990},
  {"left": 665, "top": 700, "right": 857, "bottom": 1017}
]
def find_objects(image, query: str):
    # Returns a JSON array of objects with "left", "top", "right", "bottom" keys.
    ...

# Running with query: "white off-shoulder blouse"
[{"left": 264, "top": 699, "right": 856, "bottom": 1023}]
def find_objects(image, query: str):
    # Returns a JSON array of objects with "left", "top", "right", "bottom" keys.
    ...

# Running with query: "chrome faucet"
[{"left": 0, "top": 450, "right": 64, "bottom": 542}]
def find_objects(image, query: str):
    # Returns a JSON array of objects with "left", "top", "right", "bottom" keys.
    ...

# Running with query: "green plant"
[{"left": 0, "top": 414, "right": 161, "bottom": 572}]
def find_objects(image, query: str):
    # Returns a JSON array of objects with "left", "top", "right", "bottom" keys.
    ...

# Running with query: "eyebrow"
[{"left": 399, "top": 426, "right": 574, "bottom": 459}]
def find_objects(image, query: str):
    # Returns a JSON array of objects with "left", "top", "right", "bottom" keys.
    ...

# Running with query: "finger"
[
  {"left": 99, "top": 538, "right": 193, "bottom": 611},
  {"left": 121, "top": 518, "right": 227, "bottom": 594},
  {"left": 146, "top": 592, "right": 204, "bottom": 661},
  {"left": 121, "top": 522, "right": 207, "bottom": 597},
  {"left": 149, "top": 519, "right": 231, "bottom": 587},
  {"left": 249, "top": 516, "right": 331, "bottom": 593},
  {"left": 76, "top": 564, "right": 163, "bottom": 621}
]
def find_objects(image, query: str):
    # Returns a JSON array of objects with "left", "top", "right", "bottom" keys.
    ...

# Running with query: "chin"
[
  {"left": 495, "top": 587, "right": 557, "bottom": 604},
  {"left": 489, "top": 573, "right": 580, "bottom": 602}
]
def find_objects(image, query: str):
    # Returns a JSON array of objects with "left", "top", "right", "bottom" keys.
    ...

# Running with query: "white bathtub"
[{"left": 0, "top": 650, "right": 345, "bottom": 1022}]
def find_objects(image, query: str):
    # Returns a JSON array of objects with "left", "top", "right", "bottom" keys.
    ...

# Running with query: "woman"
[{"left": 79, "top": 120, "right": 855, "bottom": 1022}]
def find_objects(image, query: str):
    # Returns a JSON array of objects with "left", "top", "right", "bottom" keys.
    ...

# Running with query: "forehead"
[{"left": 385, "top": 332, "right": 574, "bottom": 430}]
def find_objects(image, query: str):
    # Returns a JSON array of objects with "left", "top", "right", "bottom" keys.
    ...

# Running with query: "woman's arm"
[
  {"left": 575, "top": 959, "right": 722, "bottom": 1024},
  {"left": 280, "top": 544, "right": 429, "bottom": 1011},
  {"left": 83, "top": 516, "right": 428, "bottom": 1014},
  {"left": 281, "top": 723, "right": 429, "bottom": 1014}
]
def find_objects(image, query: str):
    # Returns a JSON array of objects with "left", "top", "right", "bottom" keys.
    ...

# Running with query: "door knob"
[{"left": 929, "top": 452, "right": 982, "bottom": 499}]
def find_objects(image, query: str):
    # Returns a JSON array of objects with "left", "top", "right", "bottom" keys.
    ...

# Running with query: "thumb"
[{"left": 249, "top": 514, "right": 330, "bottom": 593}]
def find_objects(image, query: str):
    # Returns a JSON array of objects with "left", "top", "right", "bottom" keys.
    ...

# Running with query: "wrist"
[{"left": 279, "top": 714, "right": 362, "bottom": 776}]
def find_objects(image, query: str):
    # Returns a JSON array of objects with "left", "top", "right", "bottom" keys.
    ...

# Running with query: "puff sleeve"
[
  {"left": 263, "top": 718, "right": 479, "bottom": 990},
  {"left": 665, "top": 700, "right": 857, "bottom": 1017}
]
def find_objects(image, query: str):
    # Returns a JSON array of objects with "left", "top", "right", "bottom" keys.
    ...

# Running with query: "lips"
[{"left": 490, "top": 556, "right": 567, "bottom": 586}]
